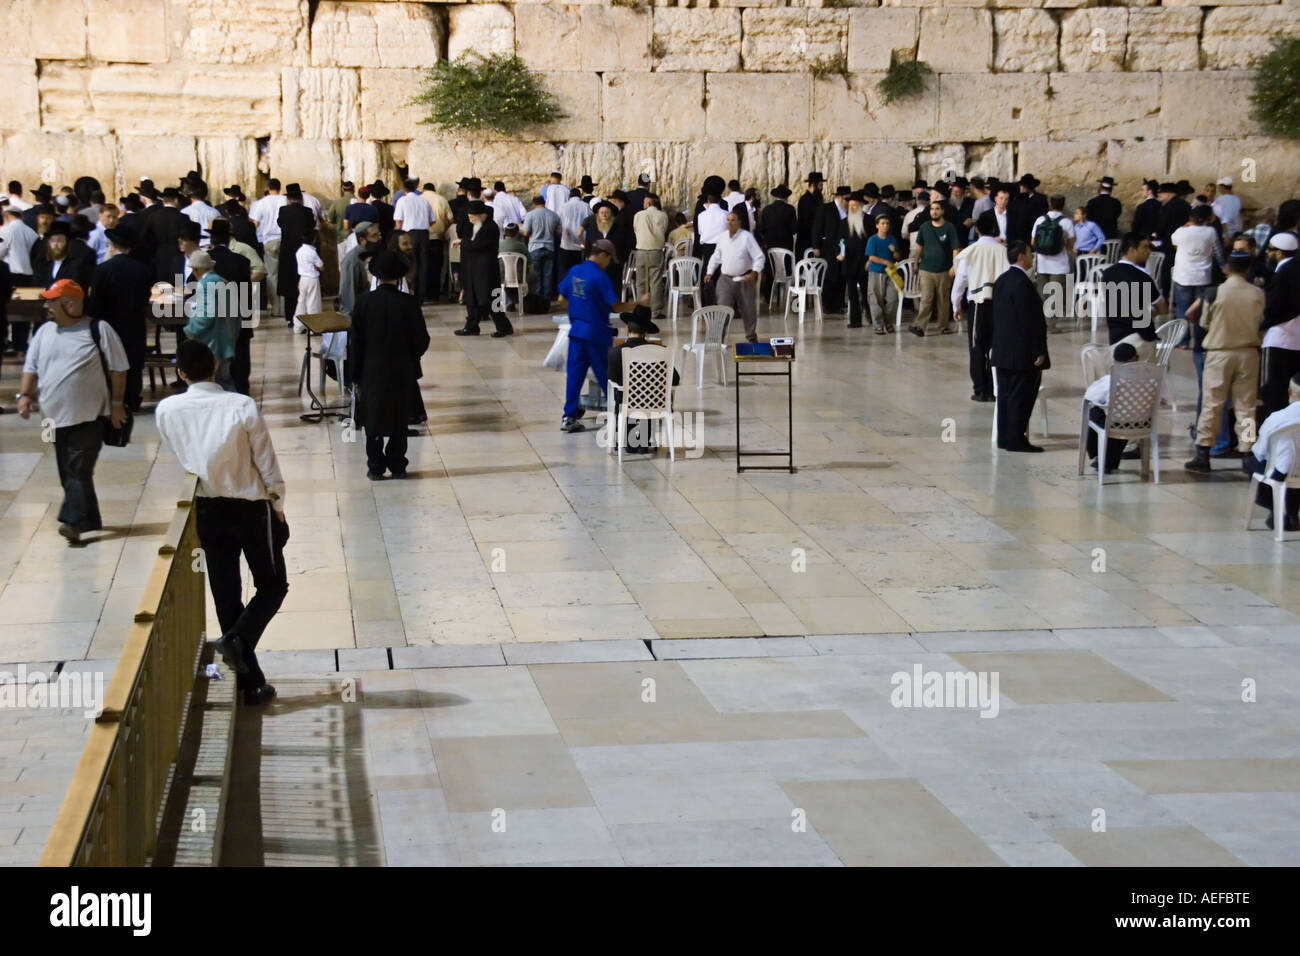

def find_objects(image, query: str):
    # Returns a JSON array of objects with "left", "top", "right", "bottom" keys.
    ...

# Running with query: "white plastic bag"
[{"left": 543, "top": 325, "right": 569, "bottom": 371}]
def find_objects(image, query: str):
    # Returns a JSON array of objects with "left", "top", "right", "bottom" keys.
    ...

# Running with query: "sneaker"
[
  {"left": 561, "top": 417, "right": 586, "bottom": 433},
  {"left": 215, "top": 633, "right": 249, "bottom": 675}
]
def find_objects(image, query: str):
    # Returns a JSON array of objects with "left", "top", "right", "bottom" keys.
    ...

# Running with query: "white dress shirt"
[
  {"left": 697, "top": 204, "right": 727, "bottom": 245},
  {"left": 542, "top": 183, "right": 570, "bottom": 215},
  {"left": 183, "top": 200, "right": 221, "bottom": 245},
  {"left": 706, "top": 229, "right": 765, "bottom": 277},
  {"left": 155, "top": 382, "right": 287, "bottom": 511},
  {"left": 1084, "top": 374, "right": 1111, "bottom": 408},
  {"left": 247, "top": 194, "right": 287, "bottom": 243},
  {"left": 88, "top": 224, "right": 110, "bottom": 263},
  {"left": 302, "top": 192, "right": 323, "bottom": 222},
  {"left": 723, "top": 190, "right": 745, "bottom": 214},
  {"left": 6, "top": 194, "right": 31, "bottom": 212},
  {"left": 559, "top": 196, "right": 589, "bottom": 252},
  {"left": 1253, "top": 399, "right": 1300, "bottom": 475},
  {"left": 1212, "top": 193, "right": 1242, "bottom": 236},
  {"left": 493, "top": 191, "right": 526, "bottom": 228},
  {"left": 1262, "top": 259, "right": 1300, "bottom": 351},
  {"left": 394, "top": 191, "right": 432, "bottom": 231},
  {"left": 1170, "top": 224, "right": 1220, "bottom": 287},
  {"left": 0, "top": 217, "right": 39, "bottom": 274}
]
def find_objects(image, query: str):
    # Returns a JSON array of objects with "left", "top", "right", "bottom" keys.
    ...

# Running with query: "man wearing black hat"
[
  {"left": 625, "top": 173, "right": 652, "bottom": 222},
  {"left": 1156, "top": 181, "right": 1191, "bottom": 250},
  {"left": 1008, "top": 174, "right": 1047, "bottom": 244},
  {"left": 208, "top": 219, "right": 255, "bottom": 395},
  {"left": 812, "top": 186, "right": 851, "bottom": 314},
  {"left": 276, "top": 185, "right": 315, "bottom": 322},
  {"left": 452, "top": 199, "right": 513, "bottom": 337},
  {"left": 22, "top": 185, "right": 54, "bottom": 231},
  {"left": 607, "top": 305, "right": 680, "bottom": 454},
  {"left": 368, "top": 180, "right": 395, "bottom": 242},
  {"left": 796, "top": 172, "right": 824, "bottom": 258},
  {"left": 87, "top": 223, "right": 153, "bottom": 410},
  {"left": 34, "top": 220, "right": 95, "bottom": 293},
  {"left": 990, "top": 241, "right": 1050, "bottom": 452},
  {"left": 758, "top": 185, "right": 797, "bottom": 255},
  {"left": 350, "top": 250, "right": 430, "bottom": 479},
  {"left": 146, "top": 187, "right": 188, "bottom": 282},
  {"left": 1087, "top": 176, "right": 1123, "bottom": 240},
  {"left": 1131, "top": 179, "right": 1162, "bottom": 240}
]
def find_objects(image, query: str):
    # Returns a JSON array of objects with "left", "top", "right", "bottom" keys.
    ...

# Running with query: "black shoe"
[
  {"left": 215, "top": 634, "right": 249, "bottom": 675},
  {"left": 58, "top": 523, "right": 82, "bottom": 545},
  {"left": 1184, "top": 446, "right": 1211, "bottom": 473},
  {"left": 572, "top": 407, "right": 586, "bottom": 420},
  {"left": 1007, "top": 442, "right": 1044, "bottom": 453},
  {"left": 406, "top": 428, "right": 423, "bottom": 437},
  {"left": 909, "top": 326, "right": 925, "bottom": 337},
  {"left": 243, "top": 683, "right": 277, "bottom": 707},
  {"left": 561, "top": 416, "right": 586, "bottom": 433},
  {"left": 390, "top": 470, "right": 408, "bottom": 479},
  {"left": 1210, "top": 448, "right": 1245, "bottom": 459},
  {"left": 491, "top": 330, "right": 514, "bottom": 338},
  {"left": 454, "top": 328, "right": 480, "bottom": 336},
  {"left": 847, "top": 322, "right": 863, "bottom": 328},
  {"left": 367, "top": 470, "right": 387, "bottom": 481},
  {"left": 1265, "top": 515, "right": 1300, "bottom": 532},
  {"left": 979, "top": 394, "right": 995, "bottom": 403},
  {"left": 970, "top": 393, "right": 988, "bottom": 402}
]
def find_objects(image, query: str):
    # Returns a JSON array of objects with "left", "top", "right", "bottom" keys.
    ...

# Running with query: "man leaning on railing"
[{"left": 155, "top": 340, "right": 288, "bottom": 706}]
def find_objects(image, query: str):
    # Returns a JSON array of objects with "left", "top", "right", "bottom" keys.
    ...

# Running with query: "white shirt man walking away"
[
  {"left": 155, "top": 340, "right": 288, "bottom": 707},
  {"left": 17, "top": 279, "right": 128, "bottom": 544},
  {"left": 705, "top": 211, "right": 765, "bottom": 342}
]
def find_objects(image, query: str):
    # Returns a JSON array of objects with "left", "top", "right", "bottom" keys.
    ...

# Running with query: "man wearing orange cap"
[{"left": 17, "top": 279, "right": 129, "bottom": 544}]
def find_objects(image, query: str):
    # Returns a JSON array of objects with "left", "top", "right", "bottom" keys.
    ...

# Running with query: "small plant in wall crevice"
[
  {"left": 411, "top": 53, "right": 565, "bottom": 136},
  {"left": 877, "top": 54, "right": 932, "bottom": 106},
  {"left": 1251, "top": 34, "right": 1300, "bottom": 139}
]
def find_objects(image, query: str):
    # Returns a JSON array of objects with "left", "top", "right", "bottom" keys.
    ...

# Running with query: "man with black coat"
[
  {"left": 86, "top": 224, "right": 153, "bottom": 411},
  {"left": 1007, "top": 174, "right": 1048, "bottom": 244},
  {"left": 990, "top": 241, "right": 1050, "bottom": 452},
  {"left": 33, "top": 221, "right": 95, "bottom": 293},
  {"left": 812, "top": 185, "right": 851, "bottom": 313},
  {"left": 275, "top": 184, "right": 315, "bottom": 323},
  {"left": 1086, "top": 176, "right": 1123, "bottom": 240},
  {"left": 834, "top": 193, "right": 871, "bottom": 329},
  {"left": 758, "top": 185, "right": 797, "bottom": 252},
  {"left": 796, "top": 172, "right": 824, "bottom": 258},
  {"left": 1131, "top": 179, "right": 1162, "bottom": 239},
  {"left": 147, "top": 187, "right": 188, "bottom": 282},
  {"left": 208, "top": 219, "right": 255, "bottom": 395},
  {"left": 453, "top": 199, "right": 513, "bottom": 337},
  {"left": 1155, "top": 182, "right": 1191, "bottom": 248},
  {"left": 351, "top": 250, "right": 431, "bottom": 480},
  {"left": 368, "top": 180, "right": 395, "bottom": 243}
]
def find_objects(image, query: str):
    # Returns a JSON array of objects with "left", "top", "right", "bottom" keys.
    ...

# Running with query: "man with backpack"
[{"left": 1031, "top": 194, "right": 1075, "bottom": 333}]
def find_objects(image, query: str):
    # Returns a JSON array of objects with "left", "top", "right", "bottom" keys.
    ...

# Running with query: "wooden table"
[{"left": 733, "top": 344, "right": 796, "bottom": 473}]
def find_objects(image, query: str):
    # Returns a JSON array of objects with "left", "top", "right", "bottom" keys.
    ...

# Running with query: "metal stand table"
[
  {"left": 733, "top": 349, "right": 795, "bottom": 473},
  {"left": 296, "top": 311, "right": 353, "bottom": 423}
]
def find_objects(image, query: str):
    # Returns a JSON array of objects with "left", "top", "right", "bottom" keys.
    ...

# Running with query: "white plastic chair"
[
  {"left": 766, "top": 247, "right": 795, "bottom": 311},
  {"left": 498, "top": 252, "right": 526, "bottom": 317},
  {"left": 1081, "top": 343, "right": 1111, "bottom": 391},
  {"left": 1076, "top": 361, "right": 1164, "bottom": 486},
  {"left": 1154, "top": 318, "right": 1186, "bottom": 372},
  {"left": 1073, "top": 253, "right": 1105, "bottom": 328},
  {"left": 667, "top": 256, "right": 703, "bottom": 331},
  {"left": 622, "top": 259, "right": 638, "bottom": 301},
  {"left": 990, "top": 372, "right": 1049, "bottom": 444},
  {"left": 1147, "top": 251, "right": 1166, "bottom": 290},
  {"left": 784, "top": 257, "right": 826, "bottom": 324},
  {"left": 682, "top": 305, "right": 732, "bottom": 388},
  {"left": 607, "top": 344, "right": 676, "bottom": 463},
  {"left": 1244, "top": 422, "right": 1300, "bottom": 541},
  {"left": 1101, "top": 239, "right": 1122, "bottom": 265},
  {"left": 894, "top": 259, "right": 920, "bottom": 333}
]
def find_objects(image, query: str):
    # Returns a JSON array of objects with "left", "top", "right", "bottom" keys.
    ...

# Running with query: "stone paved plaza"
[{"left": 3, "top": 305, "right": 1300, "bottom": 865}]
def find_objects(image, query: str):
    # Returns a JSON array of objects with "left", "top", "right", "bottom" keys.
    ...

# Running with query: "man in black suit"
[
  {"left": 276, "top": 184, "right": 315, "bottom": 323},
  {"left": 812, "top": 186, "right": 850, "bottom": 313},
  {"left": 33, "top": 221, "right": 95, "bottom": 292},
  {"left": 1086, "top": 176, "right": 1123, "bottom": 240},
  {"left": 1130, "top": 179, "right": 1161, "bottom": 239},
  {"left": 86, "top": 224, "right": 153, "bottom": 411},
  {"left": 147, "top": 187, "right": 188, "bottom": 283},
  {"left": 796, "top": 172, "right": 824, "bottom": 258},
  {"left": 1007, "top": 174, "right": 1048, "bottom": 244},
  {"left": 758, "top": 185, "right": 797, "bottom": 252},
  {"left": 1155, "top": 182, "right": 1191, "bottom": 248},
  {"left": 990, "top": 241, "right": 1050, "bottom": 452},
  {"left": 209, "top": 219, "right": 255, "bottom": 395}
]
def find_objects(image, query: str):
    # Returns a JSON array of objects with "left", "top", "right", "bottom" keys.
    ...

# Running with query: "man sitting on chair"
[
  {"left": 1244, "top": 372, "right": 1300, "bottom": 532},
  {"left": 1083, "top": 342, "right": 1140, "bottom": 473},
  {"left": 607, "top": 305, "right": 679, "bottom": 454}
]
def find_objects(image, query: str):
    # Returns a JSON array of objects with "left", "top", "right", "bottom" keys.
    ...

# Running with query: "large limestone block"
[
  {"left": 1047, "top": 73, "right": 1160, "bottom": 140},
  {"left": 1016, "top": 140, "right": 1107, "bottom": 197},
  {"left": 198, "top": 138, "right": 261, "bottom": 197},
  {"left": 119, "top": 136, "right": 198, "bottom": 194},
  {"left": 915, "top": 145, "right": 966, "bottom": 188},
  {"left": 1201, "top": 8, "right": 1300, "bottom": 71},
  {"left": 1126, "top": 10, "right": 1201, "bottom": 72},
  {"left": 653, "top": 9, "right": 741, "bottom": 72},
  {"left": 787, "top": 143, "right": 851, "bottom": 194},
  {"left": 938, "top": 74, "right": 1048, "bottom": 142},
  {"left": 1161, "top": 72, "right": 1259, "bottom": 138},
  {"left": 520, "top": 73, "right": 602, "bottom": 142},
  {"left": 707, "top": 73, "right": 811, "bottom": 142},
  {"left": 474, "top": 141, "right": 558, "bottom": 198},
  {"left": 604, "top": 73, "right": 704, "bottom": 142},
  {"left": 449, "top": 5, "right": 515, "bottom": 60},
  {"left": 0, "top": 133, "right": 116, "bottom": 195},
  {"left": 1166, "top": 139, "right": 1223, "bottom": 196},
  {"left": 845, "top": 143, "right": 915, "bottom": 191},
  {"left": 1217, "top": 138, "right": 1300, "bottom": 209},
  {"left": 1163, "top": 0, "right": 1278, "bottom": 6},
  {"left": 269, "top": 138, "right": 341, "bottom": 199},
  {"left": 811, "top": 74, "right": 937, "bottom": 142},
  {"left": 741, "top": 9, "right": 849, "bottom": 72},
  {"left": 39, "top": 64, "right": 282, "bottom": 138},
  {"left": 1103, "top": 139, "right": 1168, "bottom": 203},
  {"left": 623, "top": 143, "right": 691, "bottom": 209},
  {"left": 406, "top": 138, "right": 476, "bottom": 188},
  {"left": 282, "top": 68, "right": 362, "bottom": 140},
  {"left": 688, "top": 142, "right": 740, "bottom": 191},
  {"left": 560, "top": 143, "right": 623, "bottom": 195},
  {"left": 14, "top": 0, "right": 86, "bottom": 60},
  {"left": 311, "top": 2, "right": 443, "bottom": 69},
  {"left": 994, "top": 10, "right": 1058, "bottom": 73},
  {"left": 1059, "top": 9, "right": 1128, "bottom": 72},
  {"left": 847, "top": 10, "right": 919, "bottom": 73},
  {"left": 740, "top": 142, "right": 788, "bottom": 200},
  {"left": 360, "top": 69, "right": 425, "bottom": 141},
  {"left": 966, "top": 142, "right": 1015, "bottom": 183},
  {"left": 0, "top": 62, "right": 40, "bottom": 133},
  {"left": 88, "top": 0, "right": 168, "bottom": 64},
  {"left": 178, "top": 0, "right": 309, "bottom": 66},
  {"left": 917, "top": 10, "right": 992, "bottom": 74},
  {"left": 516, "top": 6, "right": 650, "bottom": 73},
  {"left": 340, "top": 141, "right": 386, "bottom": 190}
]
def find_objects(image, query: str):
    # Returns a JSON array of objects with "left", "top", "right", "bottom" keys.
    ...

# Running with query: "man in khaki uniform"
[
  {"left": 632, "top": 193, "right": 669, "bottom": 319},
  {"left": 1185, "top": 251, "right": 1264, "bottom": 473},
  {"left": 422, "top": 182, "right": 455, "bottom": 303}
]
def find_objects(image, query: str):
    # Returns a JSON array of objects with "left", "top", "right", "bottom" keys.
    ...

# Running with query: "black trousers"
[
  {"left": 1261, "top": 347, "right": 1300, "bottom": 421},
  {"left": 282, "top": 283, "right": 298, "bottom": 323},
  {"left": 408, "top": 229, "right": 432, "bottom": 303},
  {"left": 366, "top": 430, "right": 409, "bottom": 474},
  {"left": 9, "top": 320, "right": 30, "bottom": 351},
  {"left": 1245, "top": 454, "right": 1299, "bottom": 518},
  {"left": 1086, "top": 405, "right": 1128, "bottom": 470},
  {"left": 108, "top": 326, "right": 147, "bottom": 410},
  {"left": 845, "top": 268, "right": 868, "bottom": 327},
  {"left": 697, "top": 243, "right": 717, "bottom": 306},
  {"left": 463, "top": 303, "right": 513, "bottom": 334},
  {"left": 232, "top": 328, "right": 252, "bottom": 396},
  {"left": 428, "top": 238, "right": 445, "bottom": 301},
  {"left": 821, "top": 263, "right": 845, "bottom": 314},
  {"left": 557, "top": 249, "right": 582, "bottom": 287},
  {"left": 55, "top": 420, "right": 103, "bottom": 531},
  {"left": 967, "top": 301, "right": 993, "bottom": 398},
  {"left": 995, "top": 367, "right": 1041, "bottom": 449},
  {"left": 196, "top": 497, "right": 289, "bottom": 691}
]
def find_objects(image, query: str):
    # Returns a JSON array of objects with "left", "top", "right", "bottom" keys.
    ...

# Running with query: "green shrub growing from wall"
[
  {"left": 412, "top": 53, "right": 565, "bottom": 136},
  {"left": 877, "top": 55, "right": 933, "bottom": 107},
  {"left": 1251, "top": 35, "right": 1300, "bottom": 139}
]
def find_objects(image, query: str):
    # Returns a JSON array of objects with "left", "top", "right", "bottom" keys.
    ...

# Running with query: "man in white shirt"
[
  {"left": 1244, "top": 372, "right": 1300, "bottom": 532},
  {"left": 541, "top": 172, "right": 569, "bottom": 215},
  {"left": 558, "top": 191, "right": 590, "bottom": 284},
  {"left": 393, "top": 177, "right": 434, "bottom": 303},
  {"left": 1082, "top": 342, "right": 1140, "bottom": 473},
  {"left": 17, "top": 280, "right": 128, "bottom": 544},
  {"left": 0, "top": 207, "right": 38, "bottom": 278},
  {"left": 6, "top": 181, "right": 31, "bottom": 212},
  {"left": 1212, "top": 176, "right": 1242, "bottom": 237},
  {"left": 723, "top": 180, "right": 746, "bottom": 221},
  {"left": 953, "top": 210, "right": 1010, "bottom": 401},
  {"left": 1031, "top": 194, "right": 1075, "bottom": 332},
  {"left": 491, "top": 181, "right": 526, "bottom": 229},
  {"left": 704, "top": 211, "right": 765, "bottom": 342},
  {"left": 1170, "top": 204, "right": 1223, "bottom": 322},
  {"left": 86, "top": 204, "right": 119, "bottom": 264},
  {"left": 248, "top": 179, "right": 287, "bottom": 306},
  {"left": 155, "top": 339, "right": 288, "bottom": 707},
  {"left": 182, "top": 182, "right": 221, "bottom": 246}
]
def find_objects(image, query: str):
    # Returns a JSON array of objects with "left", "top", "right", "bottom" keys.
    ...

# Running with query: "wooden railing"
[{"left": 39, "top": 476, "right": 207, "bottom": 867}]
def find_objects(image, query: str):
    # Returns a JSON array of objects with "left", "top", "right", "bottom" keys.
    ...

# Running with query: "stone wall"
[{"left": 2, "top": 0, "right": 1298, "bottom": 215}]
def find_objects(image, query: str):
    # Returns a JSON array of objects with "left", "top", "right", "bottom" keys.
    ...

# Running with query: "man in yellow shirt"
[{"left": 422, "top": 182, "right": 454, "bottom": 303}]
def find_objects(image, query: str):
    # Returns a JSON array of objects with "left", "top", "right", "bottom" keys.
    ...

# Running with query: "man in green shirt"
[{"left": 910, "top": 198, "right": 963, "bottom": 336}]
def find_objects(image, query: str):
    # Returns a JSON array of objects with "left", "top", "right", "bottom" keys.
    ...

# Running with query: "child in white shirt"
[{"left": 294, "top": 229, "right": 323, "bottom": 333}]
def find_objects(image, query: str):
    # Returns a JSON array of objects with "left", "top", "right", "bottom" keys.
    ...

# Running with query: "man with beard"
[
  {"left": 835, "top": 193, "right": 871, "bottom": 329},
  {"left": 86, "top": 222, "right": 152, "bottom": 410},
  {"left": 910, "top": 197, "right": 962, "bottom": 336},
  {"left": 812, "top": 186, "right": 851, "bottom": 314},
  {"left": 453, "top": 200, "right": 513, "bottom": 337},
  {"left": 796, "top": 172, "right": 824, "bottom": 258},
  {"left": 275, "top": 184, "right": 315, "bottom": 323},
  {"left": 583, "top": 201, "right": 633, "bottom": 289},
  {"left": 991, "top": 241, "right": 1050, "bottom": 453}
]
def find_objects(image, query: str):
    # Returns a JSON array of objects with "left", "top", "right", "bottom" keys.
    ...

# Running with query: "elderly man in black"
[{"left": 453, "top": 199, "right": 513, "bottom": 337}]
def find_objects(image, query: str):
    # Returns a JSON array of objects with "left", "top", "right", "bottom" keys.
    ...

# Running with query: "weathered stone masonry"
[{"left": 1, "top": 0, "right": 1297, "bottom": 213}]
